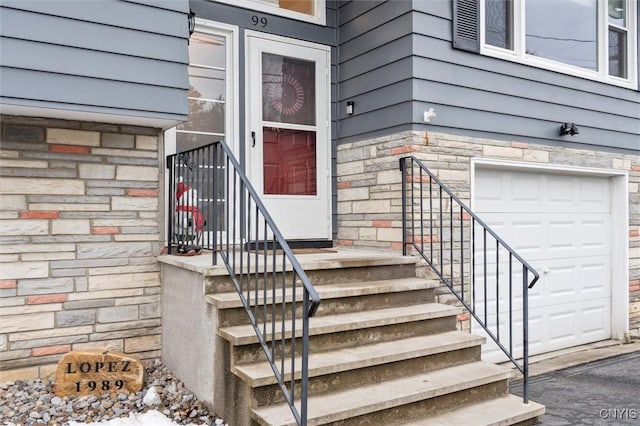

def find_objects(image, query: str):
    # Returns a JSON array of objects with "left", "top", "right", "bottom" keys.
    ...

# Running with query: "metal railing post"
[
  {"left": 167, "top": 141, "right": 320, "bottom": 425},
  {"left": 301, "top": 291, "right": 310, "bottom": 426},
  {"left": 211, "top": 144, "right": 218, "bottom": 265},
  {"left": 167, "top": 155, "right": 174, "bottom": 255},
  {"left": 400, "top": 157, "right": 408, "bottom": 256},
  {"left": 523, "top": 266, "right": 530, "bottom": 404},
  {"left": 398, "top": 155, "right": 538, "bottom": 405}
]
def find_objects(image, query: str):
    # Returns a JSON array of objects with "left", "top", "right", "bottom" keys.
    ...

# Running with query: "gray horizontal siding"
[
  {"left": 411, "top": 4, "right": 640, "bottom": 152},
  {"left": 0, "top": 1, "right": 189, "bottom": 126},
  {"left": 415, "top": 58, "right": 638, "bottom": 126},
  {"left": 338, "top": 1, "right": 414, "bottom": 141},
  {"left": 341, "top": 102, "right": 415, "bottom": 139},
  {"left": 340, "top": 57, "right": 414, "bottom": 98},
  {"left": 412, "top": 102, "right": 639, "bottom": 152},
  {"left": 2, "top": 0, "right": 189, "bottom": 38},
  {"left": 125, "top": 0, "right": 189, "bottom": 13},
  {"left": 339, "top": 35, "right": 413, "bottom": 82},
  {"left": 0, "top": 7, "right": 188, "bottom": 63},
  {"left": 338, "top": 0, "right": 640, "bottom": 152},
  {"left": 413, "top": 34, "right": 638, "bottom": 105},
  {"left": 1, "top": 68, "right": 188, "bottom": 115},
  {"left": 1, "top": 38, "right": 187, "bottom": 89}
]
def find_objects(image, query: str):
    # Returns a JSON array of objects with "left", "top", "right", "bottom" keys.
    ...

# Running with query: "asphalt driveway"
[{"left": 510, "top": 352, "right": 640, "bottom": 425}]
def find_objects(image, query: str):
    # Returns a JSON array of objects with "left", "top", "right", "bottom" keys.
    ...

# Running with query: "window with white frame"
[
  {"left": 481, "top": 0, "right": 637, "bottom": 87},
  {"left": 214, "top": 0, "right": 325, "bottom": 25}
]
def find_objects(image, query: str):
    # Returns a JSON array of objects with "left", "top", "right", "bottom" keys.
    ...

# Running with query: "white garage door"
[{"left": 473, "top": 167, "right": 612, "bottom": 360}]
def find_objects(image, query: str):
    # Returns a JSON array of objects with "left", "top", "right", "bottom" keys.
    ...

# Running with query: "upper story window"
[
  {"left": 480, "top": 0, "right": 637, "bottom": 88},
  {"left": 214, "top": 0, "right": 325, "bottom": 25}
]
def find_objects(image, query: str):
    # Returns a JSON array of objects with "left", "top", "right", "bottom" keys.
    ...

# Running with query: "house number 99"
[{"left": 251, "top": 15, "right": 267, "bottom": 27}]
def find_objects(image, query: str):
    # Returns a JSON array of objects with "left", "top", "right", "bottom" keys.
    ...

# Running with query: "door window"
[
  {"left": 176, "top": 32, "right": 227, "bottom": 151},
  {"left": 261, "top": 53, "right": 317, "bottom": 196}
]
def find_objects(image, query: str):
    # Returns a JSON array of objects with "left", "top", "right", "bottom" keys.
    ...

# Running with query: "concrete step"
[
  {"left": 234, "top": 330, "right": 485, "bottom": 387},
  {"left": 202, "top": 250, "right": 419, "bottom": 294},
  {"left": 208, "top": 277, "right": 441, "bottom": 326},
  {"left": 399, "top": 394, "right": 545, "bottom": 426},
  {"left": 250, "top": 361, "right": 512, "bottom": 426},
  {"left": 206, "top": 277, "right": 438, "bottom": 309},
  {"left": 218, "top": 302, "right": 463, "bottom": 346}
]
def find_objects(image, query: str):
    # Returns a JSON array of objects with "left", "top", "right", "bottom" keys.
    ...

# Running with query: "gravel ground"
[{"left": 0, "top": 360, "right": 225, "bottom": 426}]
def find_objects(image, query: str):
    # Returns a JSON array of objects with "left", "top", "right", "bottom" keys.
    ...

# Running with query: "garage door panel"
[
  {"left": 511, "top": 174, "right": 541, "bottom": 203},
  {"left": 579, "top": 176, "right": 611, "bottom": 212},
  {"left": 473, "top": 216, "right": 543, "bottom": 260},
  {"left": 548, "top": 220, "right": 577, "bottom": 253},
  {"left": 474, "top": 168, "right": 612, "bottom": 358},
  {"left": 473, "top": 174, "right": 505, "bottom": 212},
  {"left": 476, "top": 171, "right": 610, "bottom": 214},
  {"left": 548, "top": 308, "right": 579, "bottom": 345},
  {"left": 477, "top": 297, "right": 611, "bottom": 362},
  {"left": 546, "top": 264, "right": 579, "bottom": 301},
  {"left": 581, "top": 302, "right": 611, "bottom": 337},
  {"left": 582, "top": 260, "right": 610, "bottom": 297},
  {"left": 581, "top": 218, "right": 611, "bottom": 253},
  {"left": 547, "top": 175, "right": 578, "bottom": 211},
  {"left": 476, "top": 213, "right": 610, "bottom": 261},
  {"left": 525, "top": 257, "right": 609, "bottom": 307},
  {"left": 473, "top": 260, "right": 608, "bottom": 316}
]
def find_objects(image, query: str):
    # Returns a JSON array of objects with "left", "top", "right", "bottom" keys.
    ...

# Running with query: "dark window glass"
[
  {"left": 608, "top": 28, "right": 627, "bottom": 78},
  {"left": 485, "top": 0, "right": 513, "bottom": 49},
  {"left": 262, "top": 53, "right": 315, "bottom": 126}
]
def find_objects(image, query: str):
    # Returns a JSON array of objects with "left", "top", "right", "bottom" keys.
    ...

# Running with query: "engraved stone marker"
[{"left": 55, "top": 350, "right": 144, "bottom": 397}]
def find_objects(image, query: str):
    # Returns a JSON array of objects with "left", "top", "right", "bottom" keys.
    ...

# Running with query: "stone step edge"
[
  {"left": 196, "top": 252, "right": 419, "bottom": 277},
  {"left": 206, "top": 277, "right": 440, "bottom": 309},
  {"left": 233, "top": 330, "right": 486, "bottom": 387},
  {"left": 399, "top": 394, "right": 545, "bottom": 426},
  {"left": 250, "top": 361, "right": 512, "bottom": 426},
  {"left": 218, "top": 302, "right": 463, "bottom": 346}
]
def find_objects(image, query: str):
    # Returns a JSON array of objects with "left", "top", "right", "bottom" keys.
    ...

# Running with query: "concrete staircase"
[{"left": 207, "top": 252, "right": 544, "bottom": 425}]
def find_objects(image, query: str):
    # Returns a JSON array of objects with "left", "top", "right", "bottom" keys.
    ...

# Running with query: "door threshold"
[{"left": 245, "top": 240, "right": 333, "bottom": 251}]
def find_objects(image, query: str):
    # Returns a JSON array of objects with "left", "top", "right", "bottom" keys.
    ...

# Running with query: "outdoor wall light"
[
  {"left": 559, "top": 122, "right": 579, "bottom": 136},
  {"left": 346, "top": 101, "right": 355, "bottom": 115},
  {"left": 188, "top": 10, "right": 196, "bottom": 39}
]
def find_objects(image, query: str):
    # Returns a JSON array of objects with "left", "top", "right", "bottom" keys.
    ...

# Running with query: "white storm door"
[{"left": 246, "top": 33, "right": 331, "bottom": 240}]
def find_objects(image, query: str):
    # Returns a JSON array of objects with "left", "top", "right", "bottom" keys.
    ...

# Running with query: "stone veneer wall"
[
  {"left": 336, "top": 130, "right": 640, "bottom": 337},
  {"left": 0, "top": 116, "right": 165, "bottom": 381}
]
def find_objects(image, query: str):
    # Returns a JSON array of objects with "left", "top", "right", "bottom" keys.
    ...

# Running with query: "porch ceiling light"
[{"left": 559, "top": 122, "right": 579, "bottom": 136}]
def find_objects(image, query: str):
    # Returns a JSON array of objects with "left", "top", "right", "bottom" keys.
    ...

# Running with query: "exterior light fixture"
[
  {"left": 559, "top": 123, "right": 579, "bottom": 136},
  {"left": 188, "top": 10, "right": 196, "bottom": 40},
  {"left": 346, "top": 101, "right": 354, "bottom": 115},
  {"left": 424, "top": 107, "right": 436, "bottom": 123}
]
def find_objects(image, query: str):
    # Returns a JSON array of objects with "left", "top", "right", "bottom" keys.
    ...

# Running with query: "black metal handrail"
[
  {"left": 400, "top": 156, "right": 539, "bottom": 403},
  {"left": 167, "top": 141, "right": 321, "bottom": 425}
]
